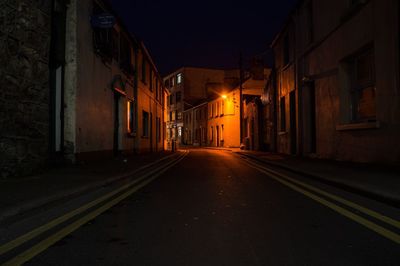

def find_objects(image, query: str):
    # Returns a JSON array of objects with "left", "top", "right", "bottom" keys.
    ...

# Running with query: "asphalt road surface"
[{"left": 25, "top": 149, "right": 400, "bottom": 265}]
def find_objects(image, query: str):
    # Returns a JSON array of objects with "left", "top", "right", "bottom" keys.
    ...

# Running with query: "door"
[
  {"left": 309, "top": 82, "right": 317, "bottom": 153},
  {"left": 150, "top": 112, "right": 153, "bottom": 152},
  {"left": 216, "top": 126, "right": 220, "bottom": 147},
  {"left": 289, "top": 90, "right": 297, "bottom": 155},
  {"left": 113, "top": 93, "right": 123, "bottom": 155}
]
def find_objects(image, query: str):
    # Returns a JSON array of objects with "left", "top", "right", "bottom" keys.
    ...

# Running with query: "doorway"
[
  {"left": 289, "top": 90, "right": 297, "bottom": 155},
  {"left": 113, "top": 93, "right": 123, "bottom": 155},
  {"left": 216, "top": 125, "right": 220, "bottom": 147}
]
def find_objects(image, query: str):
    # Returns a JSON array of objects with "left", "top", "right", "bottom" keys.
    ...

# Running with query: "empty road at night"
[{"left": 3, "top": 149, "right": 400, "bottom": 265}]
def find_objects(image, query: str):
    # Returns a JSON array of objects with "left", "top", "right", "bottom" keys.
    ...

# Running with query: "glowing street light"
[{"left": 221, "top": 94, "right": 227, "bottom": 99}]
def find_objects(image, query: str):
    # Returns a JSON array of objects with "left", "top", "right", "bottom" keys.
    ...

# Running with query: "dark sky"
[{"left": 109, "top": 0, "right": 298, "bottom": 76}]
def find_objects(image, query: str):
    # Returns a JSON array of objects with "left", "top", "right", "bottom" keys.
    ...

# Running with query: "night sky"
[{"left": 109, "top": 0, "right": 298, "bottom": 76}]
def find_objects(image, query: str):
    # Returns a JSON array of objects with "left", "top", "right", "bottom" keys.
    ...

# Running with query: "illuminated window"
[
  {"left": 177, "top": 73, "right": 182, "bottom": 84},
  {"left": 127, "top": 101, "right": 135, "bottom": 133}
]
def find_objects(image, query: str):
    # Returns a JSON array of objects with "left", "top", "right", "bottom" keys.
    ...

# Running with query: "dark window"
[
  {"left": 283, "top": 34, "right": 290, "bottom": 65},
  {"left": 155, "top": 79, "right": 159, "bottom": 100},
  {"left": 280, "top": 96, "right": 286, "bottom": 131},
  {"left": 111, "top": 29, "right": 119, "bottom": 61},
  {"left": 169, "top": 94, "right": 174, "bottom": 105},
  {"left": 349, "top": 47, "right": 376, "bottom": 122},
  {"left": 92, "top": 2, "right": 112, "bottom": 61},
  {"left": 169, "top": 111, "right": 173, "bottom": 121},
  {"left": 156, "top": 117, "right": 161, "bottom": 142},
  {"left": 164, "top": 80, "right": 169, "bottom": 88},
  {"left": 120, "top": 34, "right": 133, "bottom": 74},
  {"left": 141, "top": 57, "right": 147, "bottom": 83},
  {"left": 176, "top": 91, "right": 182, "bottom": 102},
  {"left": 306, "top": 2, "right": 314, "bottom": 44},
  {"left": 142, "top": 111, "right": 149, "bottom": 137},
  {"left": 149, "top": 70, "right": 153, "bottom": 91}
]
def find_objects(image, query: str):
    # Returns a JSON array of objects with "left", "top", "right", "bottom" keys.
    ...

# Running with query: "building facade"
[
  {"left": 164, "top": 67, "right": 239, "bottom": 146},
  {"left": 64, "top": 0, "right": 166, "bottom": 161},
  {"left": 208, "top": 69, "right": 271, "bottom": 149},
  {"left": 0, "top": 0, "right": 167, "bottom": 178},
  {"left": 272, "top": 0, "right": 400, "bottom": 163}
]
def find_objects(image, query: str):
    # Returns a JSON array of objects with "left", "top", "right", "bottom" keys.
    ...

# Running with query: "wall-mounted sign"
[{"left": 91, "top": 13, "right": 116, "bottom": 29}]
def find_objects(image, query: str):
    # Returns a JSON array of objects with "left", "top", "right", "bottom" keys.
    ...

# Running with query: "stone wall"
[{"left": 0, "top": 0, "right": 52, "bottom": 178}]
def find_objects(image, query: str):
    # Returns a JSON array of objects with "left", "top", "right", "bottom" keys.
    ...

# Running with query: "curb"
[
  {"left": 236, "top": 152, "right": 400, "bottom": 209},
  {"left": 0, "top": 152, "right": 179, "bottom": 224}
]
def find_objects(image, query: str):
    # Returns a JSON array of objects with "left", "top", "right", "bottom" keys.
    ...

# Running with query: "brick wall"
[{"left": 0, "top": 0, "right": 52, "bottom": 178}]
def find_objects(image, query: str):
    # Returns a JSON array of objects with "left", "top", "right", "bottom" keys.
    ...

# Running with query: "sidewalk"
[
  {"left": 0, "top": 151, "right": 174, "bottom": 223},
  {"left": 236, "top": 150, "right": 400, "bottom": 207}
]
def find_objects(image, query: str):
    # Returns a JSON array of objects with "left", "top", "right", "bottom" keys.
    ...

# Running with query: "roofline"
[
  {"left": 270, "top": 0, "right": 304, "bottom": 48},
  {"left": 100, "top": 0, "right": 164, "bottom": 83},
  {"left": 163, "top": 66, "right": 240, "bottom": 79}
]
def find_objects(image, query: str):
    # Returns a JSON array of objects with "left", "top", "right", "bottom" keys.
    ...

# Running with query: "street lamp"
[{"left": 221, "top": 94, "right": 227, "bottom": 99}]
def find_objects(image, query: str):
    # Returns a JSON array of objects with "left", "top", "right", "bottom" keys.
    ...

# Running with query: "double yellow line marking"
[
  {"left": 243, "top": 158, "right": 400, "bottom": 244},
  {"left": 0, "top": 151, "right": 189, "bottom": 266}
]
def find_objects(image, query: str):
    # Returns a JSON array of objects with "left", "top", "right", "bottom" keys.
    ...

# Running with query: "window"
[
  {"left": 210, "top": 126, "right": 213, "bottom": 141},
  {"left": 149, "top": 70, "right": 153, "bottom": 91},
  {"left": 349, "top": 0, "right": 366, "bottom": 8},
  {"left": 120, "top": 34, "right": 133, "bottom": 74},
  {"left": 169, "top": 111, "right": 173, "bottom": 121},
  {"left": 170, "top": 77, "right": 175, "bottom": 87},
  {"left": 280, "top": 96, "right": 286, "bottom": 131},
  {"left": 92, "top": 3, "right": 112, "bottom": 61},
  {"left": 306, "top": 1, "right": 313, "bottom": 44},
  {"left": 283, "top": 34, "right": 290, "bottom": 66},
  {"left": 177, "top": 111, "right": 182, "bottom": 120},
  {"left": 164, "top": 80, "right": 169, "bottom": 88},
  {"left": 155, "top": 80, "right": 159, "bottom": 100},
  {"left": 169, "top": 94, "right": 174, "bottom": 105},
  {"left": 156, "top": 117, "right": 161, "bottom": 142},
  {"left": 221, "top": 124, "right": 224, "bottom": 141},
  {"left": 141, "top": 57, "right": 147, "bottom": 83},
  {"left": 177, "top": 73, "right": 182, "bottom": 84},
  {"left": 111, "top": 29, "right": 119, "bottom": 61},
  {"left": 348, "top": 48, "right": 376, "bottom": 122},
  {"left": 127, "top": 100, "right": 135, "bottom": 133},
  {"left": 176, "top": 91, "right": 182, "bottom": 102},
  {"left": 142, "top": 111, "right": 149, "bottom": 137},
  {"left": 214, "top": 103, "right": 218, "bottom": 117}
]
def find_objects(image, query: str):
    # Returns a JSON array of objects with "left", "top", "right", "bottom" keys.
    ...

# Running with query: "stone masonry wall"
[{"left": 0, "top": 0, "right": 52, "bottom": 178}]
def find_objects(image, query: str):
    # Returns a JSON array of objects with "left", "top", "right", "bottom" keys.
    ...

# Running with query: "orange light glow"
[
  {"left": 127, "top": 101, "right": 131, "bottom": 133},
  {"left": 222, "top": 95, "right": 227, "bottom": 99}
]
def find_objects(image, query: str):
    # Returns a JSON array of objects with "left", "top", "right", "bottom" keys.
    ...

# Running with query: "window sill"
[
  {"left": 127, "top": 132, "right": 136, "bottom": 138},
  {"left": 336, "top": 121, "right": 380, "bottom": 131}
]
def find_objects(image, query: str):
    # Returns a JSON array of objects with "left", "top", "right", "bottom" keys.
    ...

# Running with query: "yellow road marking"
[
  {"left": 245, "top": 159, "right": 400, "bottom": 230},
  {"left": 245, "top": 161, "right": 400, "bottom": 245},
  {"left": 0, "top": 151, "right": 187, "bottom": 257},
  {"left": 2, "top": 152, "right": 188, "bottom": 266}
]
